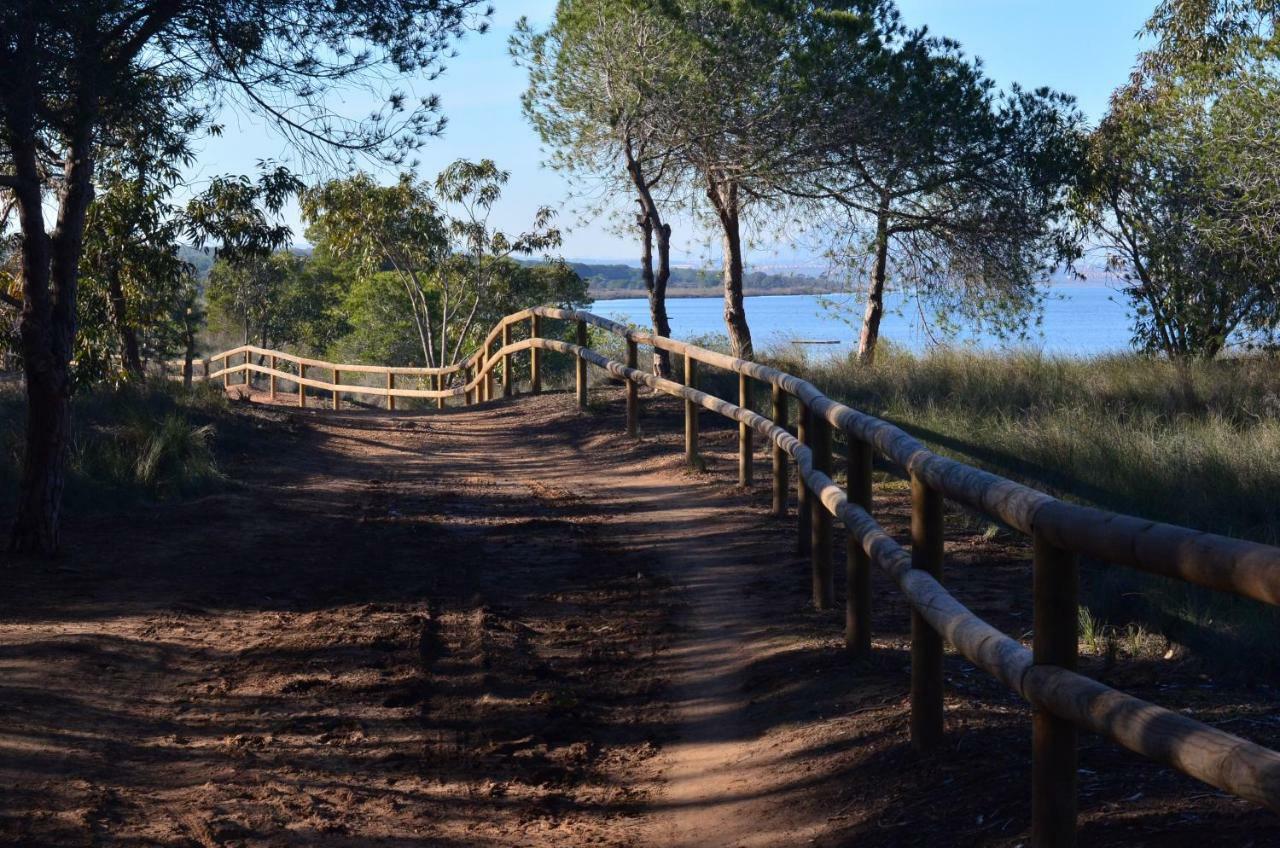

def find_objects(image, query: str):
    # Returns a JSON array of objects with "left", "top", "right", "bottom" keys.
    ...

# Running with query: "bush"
[
  {"left": 0, "top": 377, "right": 232, "bottom": 509},
  {"left": 73, "top": 380, "right": 229, "bottom": 500}
]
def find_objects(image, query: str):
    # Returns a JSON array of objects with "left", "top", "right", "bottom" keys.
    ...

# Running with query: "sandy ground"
[{"left": 0, "top": 383, "right": 1278, "bottom": 846}]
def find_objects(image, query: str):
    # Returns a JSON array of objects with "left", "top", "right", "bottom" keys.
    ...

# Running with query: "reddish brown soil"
[{"left": 0, "top": 384, "right": 1277, "bottom": 846}]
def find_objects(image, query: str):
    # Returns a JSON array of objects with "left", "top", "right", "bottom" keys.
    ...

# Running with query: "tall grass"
[
  {"left": 773, "top": 344, "right": 1280, "bottom": 671},
  {"left": 0, "top": 378, "right": 231, "bottom": 508}
]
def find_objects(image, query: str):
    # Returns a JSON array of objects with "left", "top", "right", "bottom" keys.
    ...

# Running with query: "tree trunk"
[
  {"left": 637, "top": 205, "right": 673, "bottom": 377},
  {"left": 10, "top": 125, "right": 95, "bottom": 554},
  {"left": 105, "top": 268, "right": 144, "bottom": 377},
  {"left": 706, "top": 173, "right": 752, "bottom": 359},
  {"left": 857, "top": 201, "right": 891, "bottom": 366},
  {"left": 651, "top": 219, "right": 673, "bottom": 372},
  {"left": 626, "top": 152, "right": 672, "bottom": 377},
  {"left": 182, "top": 334, "right": 195, "bottom": 389}
]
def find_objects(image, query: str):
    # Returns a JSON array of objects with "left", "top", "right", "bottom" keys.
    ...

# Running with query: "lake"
[{"left": 592, "top": 286, "right": 1134, "bottom": 358}]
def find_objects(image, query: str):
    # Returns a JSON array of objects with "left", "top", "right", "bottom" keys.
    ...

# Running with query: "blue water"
[{"left": 593, "top": 286, "right": 1134, "bottom": 357}]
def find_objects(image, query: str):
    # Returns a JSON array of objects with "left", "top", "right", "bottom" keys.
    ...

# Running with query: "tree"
[
  {"left": 77, "top": 74, "right": 203, "bottom": 380},
  {"left": 513, "top": 0, "right": 692, "bottom": 375},
  {"left": 789, "top": 5, "right": 1083, "bottom": 364},
  {"left": 332, "top": 257, "right": 589, "bottom": 367},
  {"left": 301, "top": 173, "right": 450, "bottom": 367},
  {"left": 303, "top": 161, "right": 562, "bottom": 372},
  {"left": 0, "top": 0, "right": 488, "bottom": 553},
  {"left": 77, "top": 172, "right": 192, "bottom": 384},
  {"left": 435, "top": 159, "right": 563, "bottom": 363},
  {"left": 1074, "top": 49, "right": 1280, "bottom": 357},
  {"left": 206, "top": 251, "right": 341, "bottom": 354},
  {"left": 667, "top": 0, "right": 807, "bottom": 359},
  {"left": 1144, "top": 0, "right": 1280, "bottom": 74}
]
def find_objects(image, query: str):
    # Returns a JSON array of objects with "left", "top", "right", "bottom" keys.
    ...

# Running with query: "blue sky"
[{"left": 187, "top": 0, "right": 1155, "bottom": 263}]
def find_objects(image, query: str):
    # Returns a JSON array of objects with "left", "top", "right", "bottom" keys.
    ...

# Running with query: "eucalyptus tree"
[
  {"left": 301, "top": 173, "right": 450, "bottom": 367},
  {"left": 303, "top": 161, "right": 561, "bottom": 371},
  {"left": 791, "top": 9, "right": 1084, "bottom": 364},
  {"left": 513, "top": 0, "right": 692, "bottom": 375},
  {"left": 77, "top": 172, "right": 191, "bottom": 382},
  {"left": 1144, "top": 0, "right": 1280, "bottom": 73},
  {"left": 435, "top": 159, "right": 563, "bottom": 365},
  {"left": 1071, "top": 4, "right": 1280, "bottom": 358},
  {"left": 205, "top": 251, "right": 340, "bottom": 355},
  {"left": 0, "top": 0, "right": 489, "bottom": 553}
]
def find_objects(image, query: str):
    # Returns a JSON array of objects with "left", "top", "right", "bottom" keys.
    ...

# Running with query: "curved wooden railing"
[{"left": 190, "top": 306, "right": 1280, "bottom": 845}]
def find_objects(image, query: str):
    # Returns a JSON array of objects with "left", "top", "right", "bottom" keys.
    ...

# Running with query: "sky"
[{"left": 186, "top": 0, "right": 1156, "bottom": 265}]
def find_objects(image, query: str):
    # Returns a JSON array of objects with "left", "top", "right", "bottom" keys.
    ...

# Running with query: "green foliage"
[
  {"left": 1076, "top": 25, "right": 1280, "bottom": 358},
  {"left": 303, "top": 161, "right": 568, "bottom": 369},
  {"left": 1144, "top": 0, "right": 1280, "bottom": 76},
  {"left": 329, "top": 271, "right": 433, "bottom": 366},
  {"left": 206, "top": 251, "right": 344, "bottom": 352},
  {"left": 331, "top": 258, "right": 589, "bottom": 367},
  {"left": 185, "top": 167, "right": 301, "bottom": 264},
  {"left": 792, "top": 4, "right": 1085, "bottom": 361},
  {"left": 77, "top": 172, "right": 195, "bottom": 385}
]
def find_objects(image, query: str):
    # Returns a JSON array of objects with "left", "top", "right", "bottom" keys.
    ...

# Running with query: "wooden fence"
[
  {"left": 190, "top": 311, "right": 551, "bottom": 409},
  {"left": 189, "top": 306, "right": 1280, "bottom": 846}
]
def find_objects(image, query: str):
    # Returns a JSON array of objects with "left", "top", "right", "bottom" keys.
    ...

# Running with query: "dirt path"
[{"left": 1, "top": 386, "right": 1278, "bottom": 846}]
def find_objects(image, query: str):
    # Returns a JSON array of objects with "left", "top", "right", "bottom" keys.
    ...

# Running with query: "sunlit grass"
[{"left": 773, "top": 344, "right": 1280, "bottom": 671}]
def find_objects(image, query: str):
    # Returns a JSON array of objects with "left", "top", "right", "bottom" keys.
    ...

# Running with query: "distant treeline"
[
  {"left": 181, "top": 249, "right": 835, "bottom": 298},
  {"left": 558, "top": 262, "right": 835, "bottom": 298}
]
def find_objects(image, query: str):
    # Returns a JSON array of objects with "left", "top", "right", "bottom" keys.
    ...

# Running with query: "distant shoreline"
[
  {"left": 588, "top": 280, "right": 1119, "bottom": 301},
  {"left": 589, "top": 285, "right": 838, "bottom": 300}
]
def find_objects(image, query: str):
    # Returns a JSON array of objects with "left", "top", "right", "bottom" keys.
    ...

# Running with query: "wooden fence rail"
[{"left": 181, "top": 306, "right": 1280, "bottom": 846}]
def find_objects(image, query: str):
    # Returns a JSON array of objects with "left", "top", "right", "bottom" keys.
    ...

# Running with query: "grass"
[
  {"left": 0, "top": 377, "right": 235, "bottom": 510},
  {"left": 770, "top": 343, "right": 1280, "bottom": 672}
]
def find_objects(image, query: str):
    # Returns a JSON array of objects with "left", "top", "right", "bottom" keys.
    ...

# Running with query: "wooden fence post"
[
  {"left": 625, "top": 337, "right": 639, "bottom": 437},
  {"left": 299, "top": 363, "right": 306, "bottom": 408},
  {"left": 202, "top": 358, "right": 209, "bottom": 380},
  {"left": 269, "top": 355, "right": 277, "bottom": 400},
  {"left": 796, "top": 403, "right": 811, "bottom": 555},
  {"left": 502, "top": 322, "right": 513, "bottom": 398},
  {"left": 575, "top": 319, "right": 588, "bottom": 409},
  {"left": 434, "top": 373, "right": 444, "bottom": 410},
  {"left": 222, "top": 355, "right": 229, "bottom": 389},
  {"left": 910, "top": 472, "right": 945, "bottom": 751},
  {"left": 810, "top": 414, "right": 833, "bottom": 609},
  {"left": 332, "top": 368, "right": 340, "bottom": 411},
  {"left": 846, "top": 438, "right": 874, "bottom": 656},
  {"left": 531, "top": 314, "right": 542, "bottom": 395},
  {"left": 465, "top": 364, "right": 473, "bottom": 406},
  {"left": 738, "top": 374, "right": 753, "bottom": 487},
  {"left": 1032, "top": 529, "right": 1079, "bottom": 848},
  {"left": 772, "top": 385, "right": 787, "bottom": 517},
  {"left": 484, "top": 343, "right": 494, "bottom": 402},
  {"left": 387, "top": 372, "right": 396, "bottom": 411},
  {"left": 684, "top": 355, "right": 699, "bottom": 466}
]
